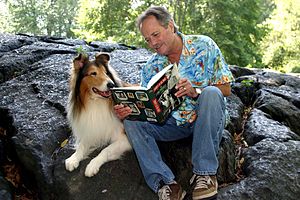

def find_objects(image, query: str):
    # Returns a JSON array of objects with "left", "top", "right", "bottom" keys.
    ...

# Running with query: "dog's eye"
[{"left": 90, "top": 72, "right": 97, "bottom": 76}]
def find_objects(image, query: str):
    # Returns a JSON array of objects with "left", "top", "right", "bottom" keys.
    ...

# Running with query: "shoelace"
[
  {"left": 158, "top": 185, "right": 172, "bottom": 200},
  {"left": 190, "top": 174, "right": 213, "bottom": 189}
]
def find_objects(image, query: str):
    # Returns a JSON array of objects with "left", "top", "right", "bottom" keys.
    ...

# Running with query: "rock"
[
  {"left": 244, "top": 108, "right": 300, "bottom": 145},
  {"left": 229, "top": 65, "right": 256, "bottom": 78},
  {"left": 53, "top": 146, "right": 156, "bottom": 200},
  {"left": 232, "top": 80, "right": 258, "bottom": 106},
  {"left": 219, "top": 139, "right": 300, "bottom": 200},
  {"left": 0, "top": 139, "right": 5, "bottom": 166},
  {"left": 255, "top": 89, "right": 300, "bottom": 135},
  {"left": 89, "top": 41, "right": 135, "bottom": 52},
  {"left": 0, "top": 171, "right": 14, "bottom": 200},
  {"left": 110, "top": 49, "right": 151, "bottom": 84},
  {"left": 0, "top": 32, "right": 300, "bottom": 199},
  {"left": 0, "top": 139, "right": 14, "bottom": 200},
  {"left": 225, "top": 94, "right": 244, "bottom": 134},
  {"left": 217, "top": 130, "right": 236, "bottom": 184}
]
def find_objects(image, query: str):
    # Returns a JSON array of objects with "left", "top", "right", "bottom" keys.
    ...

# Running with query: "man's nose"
[{"left": 149, "top": 37, "right": 158, "bottom": 47}]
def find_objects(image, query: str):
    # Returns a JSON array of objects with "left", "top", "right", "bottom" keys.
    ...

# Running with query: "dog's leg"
[
  {"left": 65, "top": 143, "right": 90, "bottom": 172},
  {"left": 85, "top": 135, "right": 131, "bottom": 177}
]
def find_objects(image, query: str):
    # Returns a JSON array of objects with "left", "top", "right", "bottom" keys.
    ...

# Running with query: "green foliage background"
[{"left": 0, "top": 0, "right": 299, "bottom": 73}]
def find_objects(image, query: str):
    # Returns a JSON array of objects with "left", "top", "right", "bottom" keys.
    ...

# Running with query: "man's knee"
[
  {"left": 202, "top": 86, "right": 223, "bottom": 97},
  {"left": 199, "top": 86, "right": 224, "bottom": 103},
  {"left": 196, "top": 86, "right": 226, "bottom": 113}
]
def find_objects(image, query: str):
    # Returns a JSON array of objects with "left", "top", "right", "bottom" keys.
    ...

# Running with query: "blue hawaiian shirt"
[{"left": 140, "top": 32, "right": 234, "bottom": 125}]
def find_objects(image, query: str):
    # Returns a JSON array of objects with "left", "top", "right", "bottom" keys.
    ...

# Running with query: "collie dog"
[{"left": 65, "top": 52, "right": 131, "bottom": 177}]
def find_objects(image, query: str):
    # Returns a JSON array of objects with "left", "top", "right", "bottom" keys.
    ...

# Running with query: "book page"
[
  {"left": 146, "top": 64, "right": 176, "bottom": 89},
  {"left": 111, "top": 64, "right": 177, "bottom": 91},
  {"left": 111, "top": 86, "right": 147, "bottom": 90},
  {"left": 168, "top": 63, "right": 180, "bottom": 89}
]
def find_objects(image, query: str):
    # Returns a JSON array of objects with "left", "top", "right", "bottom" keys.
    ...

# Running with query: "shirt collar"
[{"left": 177, "top": 31, "right": 191, "bottom": 56}]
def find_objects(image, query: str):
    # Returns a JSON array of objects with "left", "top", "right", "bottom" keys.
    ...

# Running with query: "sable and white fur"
[{"left": 65, "top": 52, "right": 131, "bottom": 177}]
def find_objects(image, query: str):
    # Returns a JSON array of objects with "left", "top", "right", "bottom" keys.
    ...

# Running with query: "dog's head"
[{"left": 72, "top": 53, "right": 121, "bottom": 102}]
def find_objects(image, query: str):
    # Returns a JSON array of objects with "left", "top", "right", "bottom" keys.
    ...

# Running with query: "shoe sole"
[
  {"left": 193, "top": 193, "right": 217, "bottom": 200},
  {"left": 193, "top": 193, "right": 218, "bottom": 200}
]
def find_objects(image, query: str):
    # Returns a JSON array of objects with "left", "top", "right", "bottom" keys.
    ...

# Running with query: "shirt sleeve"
[
  {"left": 140, "top": 55, "right": 168, "bottom": 88},
  {"left": 140, "top": 66, "right": 148, "bottom": 88},
  {"left": 140, "top": 56, "right": 156, "bottom": 88},
  {"left": 206, "top": 38, "right": 234, "bottom": 85}
]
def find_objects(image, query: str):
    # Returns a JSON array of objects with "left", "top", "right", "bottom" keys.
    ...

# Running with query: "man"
[{"left": 114, "top": 6, "right": 234, "bottom": 200}]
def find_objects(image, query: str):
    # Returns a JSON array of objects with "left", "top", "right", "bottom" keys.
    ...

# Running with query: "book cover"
[{"left": 111, "top": 64, "right": 184, "bottom": 123}]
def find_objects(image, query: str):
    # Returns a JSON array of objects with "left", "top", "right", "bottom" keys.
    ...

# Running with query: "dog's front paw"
[
  {"left": 85, "top": 159, "right": 101, "bottom": 177},
  {"left": 65, "top": 156, "right": 80, "bottom": 172}
]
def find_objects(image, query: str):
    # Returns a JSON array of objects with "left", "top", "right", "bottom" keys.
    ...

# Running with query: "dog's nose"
[{"left": 107, "top": 82, "right": 115, "bottom": 89}]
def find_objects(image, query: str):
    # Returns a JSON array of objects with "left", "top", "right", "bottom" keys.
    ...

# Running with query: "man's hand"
[
  {"left": 175, "top": 78, "right": 198, "bottom": 98},
  {"left": 175, "top": 78, "right": 232, "bottom": 98},
  {"left": 114, "top": 104, "right": 132, "bottom": 120}
]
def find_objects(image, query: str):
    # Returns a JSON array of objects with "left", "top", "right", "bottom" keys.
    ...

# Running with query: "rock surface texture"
[{"left": 0, "top": 33, "right": 299, "bottom": 200}]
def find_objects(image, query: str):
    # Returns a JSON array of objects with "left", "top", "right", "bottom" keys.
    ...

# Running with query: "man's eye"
[{"left": 153, "top": 32, "right": 160, "bottom": 37}]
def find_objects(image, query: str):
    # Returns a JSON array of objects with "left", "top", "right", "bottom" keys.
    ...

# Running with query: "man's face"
[{"left": 140, "top": 15, "right": 175, "bottom": 55}]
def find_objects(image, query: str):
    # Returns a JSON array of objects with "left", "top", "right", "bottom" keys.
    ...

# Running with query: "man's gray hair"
[{"left": 136, "top": 6, "right": 178, "bottom": 33}]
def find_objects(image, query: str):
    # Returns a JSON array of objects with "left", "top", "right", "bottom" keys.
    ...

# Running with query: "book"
[{"left": 111, "top": 63, "right": 184, "bottom": 123}]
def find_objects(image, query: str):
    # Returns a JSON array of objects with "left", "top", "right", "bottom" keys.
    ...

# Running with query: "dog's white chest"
[{"left": 72, "top": 100, "right": 122, "bottom": 144}]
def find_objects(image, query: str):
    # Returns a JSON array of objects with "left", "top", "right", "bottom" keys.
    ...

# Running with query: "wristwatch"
[
  {"left": 192, "top": 88, "right": 202, "bottom": 99},
  {"left": 195, "top": 88, "right": 202, "bottom": 95}
]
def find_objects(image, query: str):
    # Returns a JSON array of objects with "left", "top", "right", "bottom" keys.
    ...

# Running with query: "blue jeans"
[{"left": 124, "top": 86, "right": 226, "bottom": 192}]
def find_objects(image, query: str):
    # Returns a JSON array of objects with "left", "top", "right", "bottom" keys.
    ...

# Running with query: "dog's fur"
[{"left": 65, "top": 52, "right": 131, "bottom": 177}]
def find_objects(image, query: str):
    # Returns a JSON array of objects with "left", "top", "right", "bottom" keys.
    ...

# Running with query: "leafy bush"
[{"left": 291, "top": 66, "right": 300, "bottom": 73}]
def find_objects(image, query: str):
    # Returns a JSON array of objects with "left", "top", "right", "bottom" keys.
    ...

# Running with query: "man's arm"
[
  {"left": 175, "top": 78, "right": 231, "bottom": 98},
  {"left": 121, "top": 82, "right": 140, "bottom": 87},
  {"left": 213, "top": 83, "right": 231, "bottom": 97},
  {"left": 193, "top": 83, "right": 231, "bottom": 97}
]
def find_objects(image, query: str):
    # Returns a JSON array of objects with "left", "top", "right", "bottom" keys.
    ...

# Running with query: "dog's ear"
[
  {"left": 73, "top": 53, "right": 88, "bottom": 71},
  {"left": 95, "top": 52, "right": 110, "bottom": 66}
]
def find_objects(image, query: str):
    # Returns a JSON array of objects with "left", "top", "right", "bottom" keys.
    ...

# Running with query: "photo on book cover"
[
  {"left": 135, "top": 91, "right": 149, "bottom": 101},
  {"left": 121, "top": 101, "right": 141, "bottom": 115},
  {"left": 114, "top": 91, "right": 128, "bottom": 101}
]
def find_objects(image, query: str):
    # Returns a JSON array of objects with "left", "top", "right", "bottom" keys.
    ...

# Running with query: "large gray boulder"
[
  {"left": 0, "top": 33, "right": 299, "bottom": 200},
  {"left": 219, "top": 138, "right": 300, "bottom": 200}
]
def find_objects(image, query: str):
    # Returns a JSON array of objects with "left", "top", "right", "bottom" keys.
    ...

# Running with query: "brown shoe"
[
  {"left": 158, "top": 183, "right": 186, "bottom": 200},
  {"left": 190, "top": 174, "right": 218, "bottom": 200}
]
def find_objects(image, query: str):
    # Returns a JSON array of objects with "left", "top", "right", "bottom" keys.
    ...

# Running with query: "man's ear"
[
  {"left": 168, "top": 20, "right": 175, "bottom": 33},
  {"left": 95, "top": 52, "right": 110, "bottom": 66},
  {"left": 73, "top": 53, "right": 88, "bottom": 70}
]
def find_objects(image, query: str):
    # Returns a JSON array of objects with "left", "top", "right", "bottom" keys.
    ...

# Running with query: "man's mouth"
[
  {"left": 92, "top": 87, "right": 112, "bottom": 98},
  {"left": 154, "top": 44, "right": 162, "bottom": 51}
]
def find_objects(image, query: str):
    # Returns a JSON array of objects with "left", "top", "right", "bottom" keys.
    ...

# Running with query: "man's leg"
[
  {"left": 192, "top": 86, "right": 225, "bottom": 174},
  {"left": 124, "top": 117, "right": 192, "bottom": 193},
  {"left": 191, "top": 86, "right": 226, "bottom": 199}
]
